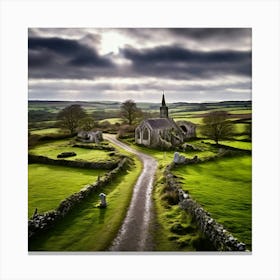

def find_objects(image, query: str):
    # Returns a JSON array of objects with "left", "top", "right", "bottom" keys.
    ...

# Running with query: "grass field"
[
  {"left": 102, "top": 118, "right": 122, "bottom": 124},
  {"left": 29, "top": 128, "right": 64, "bottom": 135},
  {"left": 28, "top": 100, "right": 252, "bottom": 251},
  {"left": 234, "top": 123, "right": 250, "bottom": 134},
  {"left": 29, "top": 157, "right": 142, "bottom": 251},
  {"left": 173, "top": 155, "right": 252, "bottom": 249},
  {"left": 28, "top": 164, "right": 105, "bottom": 217},
  {"left": 28, "top": 134, "right": 143, "bottom": 251},
  {"left": 205, "top": 139, "right": 252, "bottom": 150},
  {"left": 173, "top": 116, "right": 204, "bottom": 125},
  {"left": 121, "top": 138, "right": 218, "bottom": 168},
  {"left": 29, "top": 139, "right": 112, "bottom": 161}
]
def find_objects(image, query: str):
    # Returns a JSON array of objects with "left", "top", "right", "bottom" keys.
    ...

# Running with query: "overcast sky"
[{"left": 28, "top": 28, "right": 251, "bottom": 103}]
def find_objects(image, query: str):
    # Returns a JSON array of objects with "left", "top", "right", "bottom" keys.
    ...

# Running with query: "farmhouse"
[
  {"left": 77, "top": 130, "right": 103, "bottom": 143},
  {"left": 135, "top": 94, "right": 196, "bottom": 148}
]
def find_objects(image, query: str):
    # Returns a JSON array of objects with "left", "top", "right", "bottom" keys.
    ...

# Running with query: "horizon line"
[{"left": 28, "top": 99, "right": 252, "bottom": 104}]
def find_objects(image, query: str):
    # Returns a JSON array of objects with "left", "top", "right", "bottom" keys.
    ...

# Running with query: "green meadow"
[
  {"left": 205, "top": 139, "right": 252, "bottom": 150},
  {"left": 28, "top": 100, "right": 252, "bottom": 251},
  {"left": 121, "top": 139, "right": 218, "bottom": 168},
  {"left": 102, "top": 118, "right": 122, "bottom": 124},
  {"left": 28, "top": 135, "right": 143, "bottom": 251},
  {"left": 28, "top": 164, "right": 105, "bottom": 217},
  {"left": 29, "top": 157, "right": 142, "bottom": 251},
  {"left": 30, "top": 128, "right": 62, "bottom": 135},
  {"left": 125, "top": 138, "right": 252, "bottom": 250},
  {"left": 173, "top": 117, "right": 204, "bottom": 125},
  {"left": 173, "top": 155, "right": 252, "bottom": 249},
  {"left": 29, "top": 139, "right": 112, "bottom": 161}
]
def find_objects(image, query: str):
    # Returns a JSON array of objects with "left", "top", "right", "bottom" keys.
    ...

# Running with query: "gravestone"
[
  {"left": 99, "top": 193, "right": 107, "bottom": 208},
  {"left": 173, "top": 152, "right": 186, "bottom": 164}
]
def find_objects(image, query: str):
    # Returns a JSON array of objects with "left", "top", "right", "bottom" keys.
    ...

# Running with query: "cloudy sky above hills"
[{"left": 28, "top": 28, "right": 251, "bottom": 102}]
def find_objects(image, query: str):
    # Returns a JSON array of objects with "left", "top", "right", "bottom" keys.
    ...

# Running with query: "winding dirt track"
[{"left": 104, "top": 134, "right": 157, "bottom": 251}]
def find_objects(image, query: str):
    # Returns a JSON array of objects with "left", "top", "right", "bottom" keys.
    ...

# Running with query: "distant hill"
[
  {"left": 28, "top": 100, "right": 251, "bottom": 110},
  {"left": 28, "top": 100, "right": 252, "bottom": 126}
]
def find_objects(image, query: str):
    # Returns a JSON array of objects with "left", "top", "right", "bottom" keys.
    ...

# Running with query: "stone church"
[{"left": 135, "top": 94, "right": 196, "bottom": 148}]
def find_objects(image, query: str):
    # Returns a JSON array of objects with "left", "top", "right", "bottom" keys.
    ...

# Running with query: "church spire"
[
  {"left": 162, "top": 93, "right": 166, "bottom": 106},
  {"left": 160, "top": 91, "right": 169, "bottom": 118}
]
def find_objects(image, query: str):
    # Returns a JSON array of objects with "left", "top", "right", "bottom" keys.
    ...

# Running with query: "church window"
[
  {"left": 136, "top": 130, "right": 141, "bottom": 139},
  {"left": 180, "top": 125, "right": 188, "bottom": 133},
  {"left": 143, "top": 128, "right": 149, "bottom": 140}
]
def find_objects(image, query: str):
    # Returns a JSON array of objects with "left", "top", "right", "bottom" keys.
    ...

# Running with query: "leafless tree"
[
  {"left": 201, "top": 111, "right": 234, "bottom": 144},
  {"left": 57, "top": 104, "right": 87, "bottom": 134},
  {"left": 120, "top": 100, "right": 142, "bottom": 125}
]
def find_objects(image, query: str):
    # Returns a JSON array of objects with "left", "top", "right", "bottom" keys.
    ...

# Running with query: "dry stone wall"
[
  {"left": 72, "top": 143, "right": 115, "bottom": 151},
  {"left": 28, "top": 157, "right": 129, "bottom": 239},
  {"left": 28, "top": 154, "right": 118, "bottom": 170},
  {"left": 164, "top": 161, "right": 247, "bottom": 251}
]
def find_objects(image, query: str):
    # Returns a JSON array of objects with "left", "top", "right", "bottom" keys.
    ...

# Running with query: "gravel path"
[{"left": 104, "top": 134, "right": 157, "bottom": 251}]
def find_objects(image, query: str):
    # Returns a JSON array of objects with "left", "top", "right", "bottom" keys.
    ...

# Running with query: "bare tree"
[
  {"left": 57, "top": 104, "right": 87, "bottom": 134},
  {"left": 201, "top": 111, "right": 234, "bottom": 144},
  {"left": 120, "top": 100, "right": 142, "bottom": 125}
]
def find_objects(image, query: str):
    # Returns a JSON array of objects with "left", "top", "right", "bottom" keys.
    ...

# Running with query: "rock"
[
  {"left": 178, "top": 189, "right": 189, "bottom": 201},
  {"left": 173, "top": 152, "right": 186, "bottom": 164},
  {"left": 237, "top": 243, "right": 246, "bottom": 251}
]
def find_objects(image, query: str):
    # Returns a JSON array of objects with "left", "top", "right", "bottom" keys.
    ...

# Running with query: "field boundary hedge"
[
  {"left": 28, "top": 157, "right": 130, "bottom": 240},
  {"left": 206, "top": 143, "right": 252, "bottom": 154},
  {"left": 28, "top": 154, "right": 118, "bottom": 170},
  {"left": 163, "top": 161, "right": 247, "bottom": 251}
]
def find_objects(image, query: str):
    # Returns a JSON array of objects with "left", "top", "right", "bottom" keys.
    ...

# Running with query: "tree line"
[
  {"left": 56, "top": 101, "right": 248, "bottom": 145},
  {"left": 56, "top": 100, "right": 144, "bottom": 134}
]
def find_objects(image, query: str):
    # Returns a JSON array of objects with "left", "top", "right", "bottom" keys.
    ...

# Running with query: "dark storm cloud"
[
  {"left": 121, "top": 45, "right": 251, "bottom": 79},
  {"left": 29, "top": 28, "right": 251, "bottom": 80},
  {"left": 28, "top": 28, "right": 252, "bottom": 102},
  {"left": 118, "top": 28, "right": 251, "bottom": 50},
  {"left": 28, "top": 36, "right": 114, "bottom": 78},
  {"left": 168, "top": 28, "right": 251, "bottom": 41},
  {"left": 29, "top": 37, "right": 84, "bottom": 55},
  {"left": 29, "top": 81, "right": 114, "bottom": 92}
]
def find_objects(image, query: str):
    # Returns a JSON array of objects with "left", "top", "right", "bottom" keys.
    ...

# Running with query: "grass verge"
[{"left": 152, "top": 173, "right": 215, "bottom": 251}]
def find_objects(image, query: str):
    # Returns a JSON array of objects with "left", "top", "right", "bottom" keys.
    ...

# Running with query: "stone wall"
[
  {"left": 28, "top": 157, "right": 129, "bottom": 239},
  {"left": 28, "top": 154, "right": 118, "bottom": 170},
  {"left": 164, "top": 162, "right": 247, "bottom": 251},
  {"left": 72, "top": 143, "right": 115, "bottom": 151}
]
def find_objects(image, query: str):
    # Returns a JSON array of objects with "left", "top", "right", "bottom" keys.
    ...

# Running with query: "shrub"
[
  {"left": 162, "top": 190, "right": 179, "bottom": 205},
  {"left": 57, "top": 152, "right": 77, "bottom": 158},
  {"left": 170, "top": 223, "right": 195, "bottom": 235}
]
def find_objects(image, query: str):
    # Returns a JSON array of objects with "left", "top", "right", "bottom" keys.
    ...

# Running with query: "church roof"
[{"left": 144, "top": 118, "right": 178, "bottom": 130}]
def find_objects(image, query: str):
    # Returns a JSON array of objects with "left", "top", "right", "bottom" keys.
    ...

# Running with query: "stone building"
[
  {"left": 77, "top": 130, "right": 103, "bottom": 143},
  {"left": 135, "top": 94, "right": 196, "bottom": 148}
]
